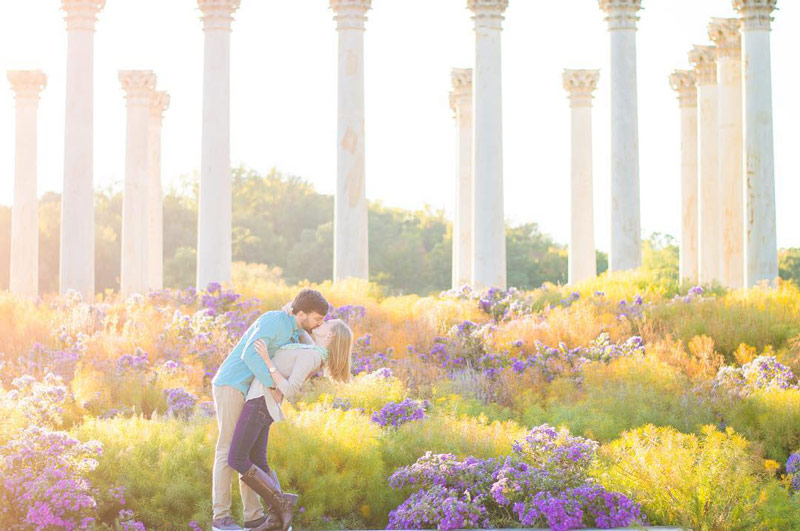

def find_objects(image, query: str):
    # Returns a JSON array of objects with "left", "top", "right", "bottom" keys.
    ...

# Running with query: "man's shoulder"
[{"left": 259, "top": 310, "right": 290, "bottom": 322}]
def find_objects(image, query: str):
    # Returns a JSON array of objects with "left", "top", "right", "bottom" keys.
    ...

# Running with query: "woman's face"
[{"left": 312, "top": 321, "right": 334, "bottom": 346}]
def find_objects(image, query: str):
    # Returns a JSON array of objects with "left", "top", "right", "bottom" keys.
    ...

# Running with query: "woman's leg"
[
  {"left": 228, "top": 398, "right": 269, "bottom": 475},
  {"left": 248, "top": 407, "right": 273, "bottom": 473}
]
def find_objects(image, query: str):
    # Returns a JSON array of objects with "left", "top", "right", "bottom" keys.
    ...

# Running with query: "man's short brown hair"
[{"left": 291, "top": 289, "right": 330, "bottom": 316}]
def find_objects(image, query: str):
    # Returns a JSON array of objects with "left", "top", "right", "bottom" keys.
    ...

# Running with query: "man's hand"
[
  {"left": 281, "top": 301, "right": 293, "bottom": 314},
  {"left": 297, "top": 330, "right": 313, "bottom": 345},
  {"left": 269, "top": 387, "right": 283, "bottom": 403}
]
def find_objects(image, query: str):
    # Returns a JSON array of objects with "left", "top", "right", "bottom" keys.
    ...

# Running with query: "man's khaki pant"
[{"left": 212, "top": 385, "right": 264, "bottom": 522}]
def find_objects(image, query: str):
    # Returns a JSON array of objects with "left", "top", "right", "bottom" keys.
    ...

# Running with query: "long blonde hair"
[{"left": 324, "top": 319, "right": 353, "bottom": 383}]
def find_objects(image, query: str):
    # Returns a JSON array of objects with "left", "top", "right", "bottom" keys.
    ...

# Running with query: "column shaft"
[
  {"left": 690, "top": 46, "right": 720, "bottom": 284},
  {"left": 564, "top": 70, "right": 599, "bottom": 285},
  {"left": 736, "top": 0, "right": 778, "bottom": 286},
  {"left": 61, "top": 16, "right": 99, "bottom": 299},
  {"left": 148, "top": 92, "right": 169, "bottom": 292},
  {"left": 470, "top": 0, "right": 507, "bottom": 290},
  {"left": 9, "top": 72, "right": 46, "bottom": 298},
  {"left": 333, "top": 10, "right": 369, "bottom": 281},
  {"left": 602, "top": 1, "right": 643, "bottom": 271},
  {"left": 670, "top": 70, "right": 698, "bottom": 284},
  {"left": 711, "top": 19, "right": 744, "bottom": 289},
  {"left": 197, "top": 1, "right": 238, "bottom": 289},
  {"left": 119, "top": 72, "right": 155, "bottom": 296},
  {"left": 450, "top": 69, "right": 473, "bottom": 289}
]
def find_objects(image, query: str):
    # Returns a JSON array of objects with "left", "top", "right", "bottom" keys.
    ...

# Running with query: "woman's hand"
[
  {"left": 269, "top": 387, "right": 283, "bottom": 403},
  {"left": 254, "top": 339, "right": 271, "bottom": 364}
]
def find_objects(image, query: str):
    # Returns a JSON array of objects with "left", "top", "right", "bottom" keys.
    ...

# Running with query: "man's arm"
[{"left": 240, "top": 316, "right": 280, "bottom": 388}]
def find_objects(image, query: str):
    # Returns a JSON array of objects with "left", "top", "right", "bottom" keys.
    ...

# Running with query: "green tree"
[
  {"left": 506, "top": 223, "right": 568, "bottom": 289},
  {"left": 779, "top": 248, "right": 800, "bottom": 284}
]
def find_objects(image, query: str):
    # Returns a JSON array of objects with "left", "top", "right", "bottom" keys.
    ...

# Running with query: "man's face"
[{"left": 296, "top": 311, "right": 325, "bottom": 332}]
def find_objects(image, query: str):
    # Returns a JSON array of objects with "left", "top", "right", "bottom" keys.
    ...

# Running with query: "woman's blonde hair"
[{"left": 324, "top": 319, "right": 353, "bottom": 383}]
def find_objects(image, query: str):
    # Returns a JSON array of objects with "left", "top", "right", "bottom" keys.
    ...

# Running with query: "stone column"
[
  {"left": 468, "top": 0, "right": 508, "bottom": 290},
  {"left": 119, "top": 71, "right": 156, "bottom": 296},
  {"left": 330, "top": 0, "right": 371, "bottom": 281},
  {"left": 734, "top": 0, "right": 778, "bottom": 287},
  {"left": 669, "top": 70, "right": 699, "bottom": 284},
  {"left": 562, "top": 69, "right": 599, "bottom": 285},
  {"left": 60, "top": 0, "right": 105, "bottom": 299},
  {"left": 449, "top": 68, "right": 474, "bottom": 289},
  {"left": 709, "top": 18, "right": 744, "bottom": 289},
  {"left": 598, "top": 0, "right": 643, "bottom": 272},
  {"left": 148, "top": 91, "right": 169, "bottom": 292},
  {"left": 689, "top": 45, "right": 720, "bottom": 284},
  {"left": 8, "top": 71, "right": 47, "bottom": 298},
  {"left": 197, "top": 0, "right": 240, "bottom": 289}
]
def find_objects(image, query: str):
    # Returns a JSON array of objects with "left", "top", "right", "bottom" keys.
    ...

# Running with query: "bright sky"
[{"left": 0, "top": 0, "right": 798, "bottom": 252}]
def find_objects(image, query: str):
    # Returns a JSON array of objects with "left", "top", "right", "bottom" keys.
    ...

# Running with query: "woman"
[{"left": 227, "top": 319, "right": 353, "bottom": 531}]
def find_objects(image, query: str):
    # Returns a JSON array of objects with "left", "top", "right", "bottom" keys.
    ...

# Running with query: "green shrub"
[
  {"left": 723, "top": 389, "right": 800, "bottom": 462},
  {"left": 598, "top": 424, "right": 800, "bottom": 530},
  {"left": 524, "top": 357, "right": 715, "bottom": 442}
]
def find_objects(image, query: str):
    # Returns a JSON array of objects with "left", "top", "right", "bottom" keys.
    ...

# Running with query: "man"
[{"left": 211, "top": 288, "right": 329, "bottom": 531}]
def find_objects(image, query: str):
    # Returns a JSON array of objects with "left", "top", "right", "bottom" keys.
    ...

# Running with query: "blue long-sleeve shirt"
[{"left": 212, "top": 310, "right": 300, "bottom": 395}]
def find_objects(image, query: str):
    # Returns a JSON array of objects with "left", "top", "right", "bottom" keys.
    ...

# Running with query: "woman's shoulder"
[{"left": 277, "top": 344, "right": 325, "bottom": 362}]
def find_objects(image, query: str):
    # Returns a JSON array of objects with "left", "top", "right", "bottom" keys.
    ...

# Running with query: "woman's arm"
[
  {"left": 254, "top": 339, "right": 286, "bottom": 403},
  {"left": 254, "top": 341, "right": 321, "bottom": 400}
]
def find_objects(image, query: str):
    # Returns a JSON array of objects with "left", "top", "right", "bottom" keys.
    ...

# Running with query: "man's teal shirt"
[{"left": 212, "top": 310, "right": 300, "bottom": 395}]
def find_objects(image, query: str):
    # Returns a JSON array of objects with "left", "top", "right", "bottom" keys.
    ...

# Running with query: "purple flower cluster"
[
  {"left": 714, "top": 356, "right": 798, "bottom": 397},
  {"left": 10, "top": 373, "right": 68, "bottom": 428},
  {"left": 148, "top": 286, "right": 199, "bottom": 307},
  {"left": 387, "top": 425, "right": 642, "bottom": 531},
  {"left": 200, "top": 283, "right": 263, "bottom": 339},
  {"left": 13, "top": 342, "right": 82, "bottom": 384},
  {"left": 477, "top": 287, "right": 533, "bottom": 321},
  {"left": 513, "top": 485, "right": 642, "bottom": 531},
  {"left": 0, "top": 427, "right": 102, "bottom": 530},
  {"left": 371, "top": 399, "right": 428, "bottom": 429},
  {"left": 673, "top": 285, "right": 706, "bottom": 304},
  {"left": 118, "top": 509, "right": 147, "bottom": 530},
  {"left": 786, "top": 452, "right": 800, "bottom": 491},
  {"left": 326, "top": 304, "right": 366, "bottom": 325},
  {"left": 352, "top": 351, "right": 392, "bottom": 376},
  {"left": 164, "top": 387, "right": 199, "bottom": 419},
  {"left": 116, "top": 348, "right": 150, "bottom": 375}
]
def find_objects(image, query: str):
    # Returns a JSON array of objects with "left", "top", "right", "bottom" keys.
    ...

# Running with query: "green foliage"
[
  {"left": 524, "top": 357, "right": 715, "bottom": 442},
  {"left": 598, "top": 424, "right": 800, "bottom": 531},
  {"left": 72, "top": 416, "right": 217, "bottom": 531},
  {"left": 506, "top": 223, "right": 567, "bottom": 289},
  {"left": 779, "top": 248, "right": 800, "bottom": 283},
  {"left": 722, "top": 389, "right": 800, "bottom": 463},
  {"left": 642, "top": 232, "right": 679, "bottom": 285}
]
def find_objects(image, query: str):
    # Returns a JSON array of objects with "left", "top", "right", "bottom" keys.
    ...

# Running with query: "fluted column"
[
  {"left": 330, "top": 0, "right": 371, "bottom": 281},
  {"left": 689, "top": 45, "right": 720, "bottom": 284},
  {"left": 563, "top": 69, "right": 599, "bottom": 285},
  {"left": 734, "top": 0, "right": 778, "bottom": 287},
  {"left": 8, "top": 71, "right": 47, "bottom": 298},
  {"left": 598, "top": 0, "right": 643, "bottom": 272},
  {"left": 148, "top": 91, "right": 169, "bottom": 291},
  {"left": 468, "top": 0, "right": 508, "bottom": 290},
  {"left": 709, "top": 18, "right": 744, "bottom": 289},
  {"left": 450, "top": 68, "right": 474, "bottom": 289},
  {"left": 197, "top": 0, "right": 240, "bottom": 289},
  {"left": 669, "top": 70, "right": 698, "bottom": 284},
  {"left": 119, "top": 71, "right": 156, "bottom": 296},
  {"left": 60, "top": 0, "right": 105, "bottom": 299}
]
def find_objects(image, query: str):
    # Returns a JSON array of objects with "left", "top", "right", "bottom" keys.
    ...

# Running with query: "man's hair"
[{"left": 291, "top": 288, "right": 330, "bottom": 316}]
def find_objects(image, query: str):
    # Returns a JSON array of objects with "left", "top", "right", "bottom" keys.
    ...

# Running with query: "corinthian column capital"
[
  {"left": 449, "top": 68, "right": 473, "bottom": 115},
  {"left": 467, "top": 0, "right": 508, "bottom": 31},
  {"left": 598, "top": 0, "right": 643, "bottom": 31},
  {"left": 733, "top": 0, "right": 778, "bottom": 31},
  {"left": 330, "top": 0, "right": 372, "bottom": 31},
  {"left": 8, "top": 70, "right": 47, "bottom": 102},
  {"left": 149, "top": 90, "right": 170, "bottom": 121},
  {"left": 708, "top": 18, "right": 742, "bottom": 58},
  {"left": 61, "top": 0, "right": 105, "bottom": 31},
  {"left": 198, "top": 0, "right": 241, "bottom": 32},
  {"left": 119, "top": 70, "right": 156, "bottom": 105},
  {"left": 688, "top": 45, "right": 717, "bottom": 85},
  {"left": 562, "top": 69, "right": 600, "bottom": 107},
  {"left": 669, "top": 70, "right": 697, "bottom": 108}
]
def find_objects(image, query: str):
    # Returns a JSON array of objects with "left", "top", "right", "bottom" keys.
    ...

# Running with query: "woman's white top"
[{"left": 245, "top": 343, "right": 326, "bottom": 422}]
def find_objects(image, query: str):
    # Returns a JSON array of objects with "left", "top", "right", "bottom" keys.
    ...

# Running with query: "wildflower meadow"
[{"left": 2, "top": 270, "right": 800, "bottom": 530}]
